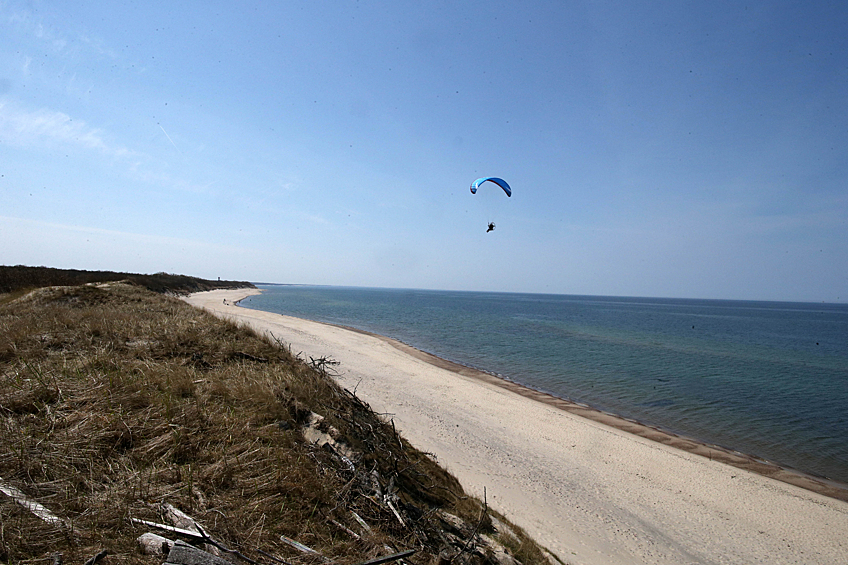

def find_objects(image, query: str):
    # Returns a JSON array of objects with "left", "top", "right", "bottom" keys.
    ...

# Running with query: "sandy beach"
[{"left": 185, "top": 289, "right": 848, "bottom": 565}]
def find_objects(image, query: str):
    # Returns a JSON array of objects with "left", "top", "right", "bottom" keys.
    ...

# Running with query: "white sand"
[{"left": 185, "top": 289, "right": 848, "bottom": 565}]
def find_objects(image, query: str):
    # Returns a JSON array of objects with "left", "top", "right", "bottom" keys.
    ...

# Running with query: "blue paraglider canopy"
[{"left": 470, "top": 177, "right": 511, "bottom": 197}]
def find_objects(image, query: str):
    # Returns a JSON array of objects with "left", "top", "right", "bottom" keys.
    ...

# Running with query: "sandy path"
[{"left": 185, "top": 289, "right": 848, "bottom": 565}]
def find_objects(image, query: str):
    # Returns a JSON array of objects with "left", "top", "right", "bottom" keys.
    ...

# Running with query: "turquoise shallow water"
[{"left": 241, "top": 285, "right": 848, "bottom": 484}]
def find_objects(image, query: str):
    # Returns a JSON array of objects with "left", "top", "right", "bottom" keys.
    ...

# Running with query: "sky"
[{"left": 1, "top": 1, "right": 846, "bottom": 302}]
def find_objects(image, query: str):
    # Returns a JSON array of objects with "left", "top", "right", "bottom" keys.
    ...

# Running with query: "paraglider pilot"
[{"left": 470, "top": 177, "right": 510, "bottom": 234}]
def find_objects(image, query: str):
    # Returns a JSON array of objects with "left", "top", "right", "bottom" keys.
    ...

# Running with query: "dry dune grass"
[{"left": 0, "top": 283, "right": 550, "bottom": 565}]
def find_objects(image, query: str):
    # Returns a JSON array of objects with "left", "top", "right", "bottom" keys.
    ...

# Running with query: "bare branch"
[
  {"left": 278, "top": 535, "right": 329, "bottom": 562},
  {"left": 353, "top": 549, "right": 416, "bottom": 565},
  {"left": 82, "top": 550, "right": 107, "bottom": 565}
]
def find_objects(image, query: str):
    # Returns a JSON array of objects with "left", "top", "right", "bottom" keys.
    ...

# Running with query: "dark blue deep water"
[{"left": 241, "top": 285, "right": 848, "bottom": 484}]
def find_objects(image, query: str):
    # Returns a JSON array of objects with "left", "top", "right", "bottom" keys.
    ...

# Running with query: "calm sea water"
[{"left": 241, "top": 285, "right": 848, "bottom": 485}]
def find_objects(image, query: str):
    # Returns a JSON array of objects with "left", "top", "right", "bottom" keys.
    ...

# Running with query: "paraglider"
[
  {"left": 471, "top": 177, "right": 511, "bottom": 232},
  {"left": 470, "top": 177, "right": 512, "bottom": 197}
]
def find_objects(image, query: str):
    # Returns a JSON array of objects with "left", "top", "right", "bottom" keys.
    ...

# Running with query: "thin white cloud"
[
  {"left": 124, "top": 164, "right": 222, "bottom": 196},
  {"left": 7, "top": 5, "right": 118, "bottom": 67},
  {"left": 304, "top": 212, "right": 331, "bottom": 225},
  {"left": 0, "top": 215, "right": 250, "bottom": 254},
  {"left": 0, "top": 215, "right": 259, "bottom": 278},
  {"left": 78, "top": 32, "right": 119, "bottom": 59},
  {"left": 0, "top": 102, "right": 131, "bottom": 157},
  {"left": 10, "top": 8, "right": 68, "bottom": 54},
  {"left": 0, "top": 215, "right": 163, "bottom": 241},
  {"left": 0, "top": 103, "right": 220, "bottom": 198}
]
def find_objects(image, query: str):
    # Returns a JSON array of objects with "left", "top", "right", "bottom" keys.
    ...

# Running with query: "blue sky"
[{"left": 1, "top": 1, "right": 846, "bottom": 302}]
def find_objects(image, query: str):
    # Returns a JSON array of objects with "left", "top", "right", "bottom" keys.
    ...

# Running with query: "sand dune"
[{"left": 185, "top": 289, "right": 848, "bottom": 565}]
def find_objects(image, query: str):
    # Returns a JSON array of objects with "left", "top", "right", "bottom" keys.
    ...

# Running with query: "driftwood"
[
  {"left": 82, "top": 550, "right": 108, "bottom": 565},
  {"left": 161, "top": 503, "right": 203, "bottom": 533},
  {"left": 158, "top": 502, "right": 222, "bottom": 556},
  {"left": 234, "top": 352, "right": 268, "bottom": 363},
  {"left": 302, "top": 412, "right": 356, "bottom": 472},
  {"left": 0, "top": 477, "right": 71, "bottom": 529},
  {"left": 328, "top": 518, "right": 360, "bottom": 540},
  {"left": 278, "top": 534, "right": 328, "bottom": 562},
  {"left": 385, "top": 499, "right": 405, "bottom": 528},
  {"left": 137, "top": 532, "right": 174, "bottom": 556},
  {"left": 277, "top": 535, "right": 414, "bottom": 565},
  {"left": 182, "top": 520, "right": 259, "bottom": 565},
  {"left": 351, "top": 511, "right": 372, "bottom": 534},
  {"left": 452, "top": 487, "right": 489, "bottom": 563},
  {"left": 132, "top": 515, "right": 259, "bottom": 565},
  {"left": 131, "top": 518, "right": 207, "bottom": 541},
  {"left": 308, "top": 356, "right": 340, "bottom": 376},
  {"left": 355, "top": 549, "right": 416, "bottom": 565}
]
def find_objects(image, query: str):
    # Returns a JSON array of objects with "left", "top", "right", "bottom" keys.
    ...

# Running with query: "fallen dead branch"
[
  {"left": 137, "top": 532, "right": 174, "bottom": 556},
  {"left": 354, "top": 549, "right": 416, "bottom": 565},
  {"left": 132, "top": 513, "right": 260, "bottom": 565},
  {"left": 82, "top": 550, "right": 108, "bottom": 565},
  {"left": 130, "top": 518, "right": 206, "bottom": 541},
  {"left": 0, "top": 477, "right": 72, "bottom": 530},
  {"left": 278, "top": 534, "right": 328, "bottom": 561},
  {"left": 160, "top": 502, "right": 203, "bottom": 534},
  {"left": 190, "top": 520, "right": 261, "bottom": 565},
  {"left": 452, "top": 488, "right": 489, "bottom": 563},
  {"left": 350, "top": 511, "right": 372, "bottom": 534},
  {"left": 234, "top": 352, "right": 268, "bottom": 363},
  {"left": 328, "top": 518, "right": 360, "bottom": 540},
  {"left": 309, "top": 356, "right": 340, "bottom": 377}
]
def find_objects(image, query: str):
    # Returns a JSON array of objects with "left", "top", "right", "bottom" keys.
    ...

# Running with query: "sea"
[{"left": 240, "top": 285, "right": 848, "bottom": 486}]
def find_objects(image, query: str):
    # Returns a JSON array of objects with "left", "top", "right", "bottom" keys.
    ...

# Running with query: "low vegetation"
[
  {"left": 0, "top": 266, "right": 254, "bottom": 296},
  {"left": 0, "top": 277, "right": 554, "bottom": 565}
]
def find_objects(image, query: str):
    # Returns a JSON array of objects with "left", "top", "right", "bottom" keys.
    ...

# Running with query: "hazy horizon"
[{"left": 247, "top": 280, "right": 847, "bottom": 305}]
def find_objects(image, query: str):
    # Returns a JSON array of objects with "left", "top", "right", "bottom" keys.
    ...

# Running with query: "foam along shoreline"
[{"left": 185, "top": 289, "right": 848, "bottom": 565}]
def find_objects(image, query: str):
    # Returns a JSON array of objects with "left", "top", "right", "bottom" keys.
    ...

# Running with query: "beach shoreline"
[
  {"left": 233, "top": 289, "right": 848, "bottom": 501},
  {"left": 354, "top": 325, "right": 848, "bottom": 501},
  {"left": 186, "top": 288, "right": 848, "bottom": 565}
]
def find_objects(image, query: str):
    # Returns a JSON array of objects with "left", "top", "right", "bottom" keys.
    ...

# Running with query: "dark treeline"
[{"left": 0, "top": 265, "right": 255, "bottom": 295}]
